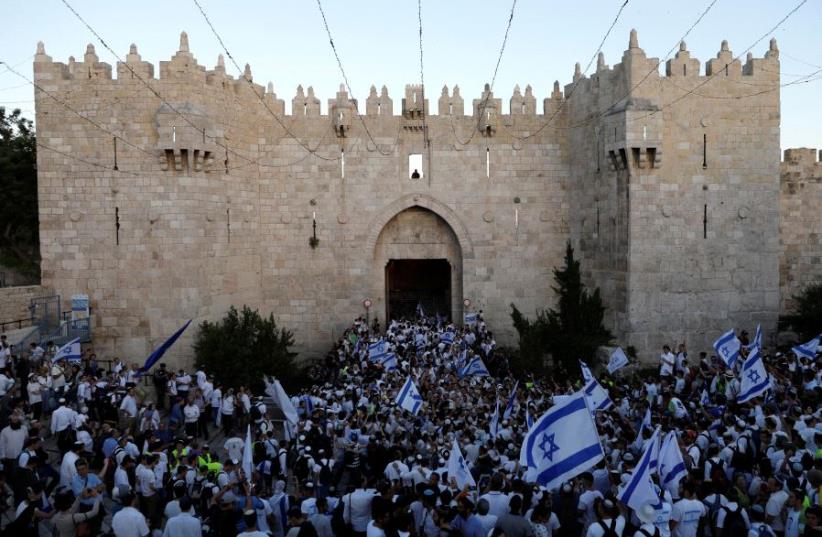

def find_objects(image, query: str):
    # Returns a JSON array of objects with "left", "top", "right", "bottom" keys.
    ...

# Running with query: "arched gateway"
[{"left": 369, "top": 196, "right": 470, "bottom": 324}]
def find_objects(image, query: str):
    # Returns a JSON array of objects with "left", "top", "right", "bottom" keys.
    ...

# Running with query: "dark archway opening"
[{"left": 385, "top": 259, "right": 451, "bottom": 321}]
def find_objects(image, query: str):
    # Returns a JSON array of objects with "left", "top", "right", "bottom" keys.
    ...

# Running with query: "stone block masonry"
[
  {"left": 31, "top": 29, "right": 800, "bottom": 367},
  {"left": 0, "top": 285, "right": 46, "bottom": 328}
]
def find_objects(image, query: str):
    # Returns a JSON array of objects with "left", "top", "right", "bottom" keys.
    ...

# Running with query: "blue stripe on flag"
[{"left": 536, "top": 444, "right": 603, "bottom": 486}]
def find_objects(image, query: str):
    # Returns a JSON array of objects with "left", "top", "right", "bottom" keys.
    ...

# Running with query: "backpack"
[
  {"left": 638, "top": 527, "right": 661, "bottom": 537},
  {"left": 331, "top": 493, "right": 353, "bottom": 537},
  {"left": 730, "top": 436, "right": 754, "bottom": 471},
  {"left": 707, "top": 459, "right": 728, "bottom": 488},
  {"left": 598, "top": 519, "right": 620, "bottom": 537},
  {"left": 318, "top": 459, "right": 333, "bottom": 486},
  {"left": 250, "top": 404, "right": 263, "bottom": 421},
  {"left": 719, "top": 505, "right": 747, "bottom": 537}
]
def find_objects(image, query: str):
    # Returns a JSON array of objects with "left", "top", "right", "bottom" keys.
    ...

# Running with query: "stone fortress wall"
[{"left": 28, "top": 29, "right": 817, "bottom": 367}]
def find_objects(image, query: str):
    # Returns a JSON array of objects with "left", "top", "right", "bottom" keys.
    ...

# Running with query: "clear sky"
[{"left": 2, "top": 0, "right": 820, "bottom": 152}]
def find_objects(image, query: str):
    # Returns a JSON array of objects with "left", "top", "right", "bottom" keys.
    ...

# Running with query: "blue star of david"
[
  {"left": 747, "top": 369, "right": 761, "bottom": 384},
  {"left": 538, "top": 433, "right": 560, "bottom": 462}
]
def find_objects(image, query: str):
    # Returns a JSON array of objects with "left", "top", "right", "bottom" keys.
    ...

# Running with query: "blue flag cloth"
[
  {"left": 632, "top": 408, "right": 651, "bottom": 451},
  {"left": 579, "top": 360, "right": 594, "bottom": 382},
  {"left": 658, "top": 431, "right": 687, "bottom": 496},
  {"left": 301, "top": 395, "right": 314, "bottom": 414},
  {"left": 583, "top": 379, "right": 613, "bottom": 411},
  {"left": 464, "top": 312, "right": 478, "bottom": 327},
  {"left": 618, "top": 426, "right": 662, "bottom": 512},
  {"left": 139, "top": 320, "right": 192, "bottom": 373},
  {"left": 700, "top": 389, "right": 710, "bottom": 406},
  {"left": 52, "top": 337, "right": 81, "bottom": 362},
  {"left": 416, "top": 302, "right": 425, "bottom": 318},
  {"left": 396, "top": 376, "right": 423, "bottom": 415},
  {"left": 447, "top": 439, "right": 476, "bottom": 489},
  {"left": 379, "top": 352, "right": 398, "bottom": 371},
  {"left": 503, "top": 381, "right": 519, "bottom": 420},
  {"left": 792, "top": 334, "right": 821, "bottom": 360},
  {"left": 745, "top": 324, "right": 763, "bottom": 351},
  {"left": 713, "top": 329, "right": 741, "bottom": 368},
  {"left": 607, "top": 347, "right": 629, "bottom": 374},
  {"left": 440, "top": 331, "right": 455, "bottom": 346},
  {"left": 525, "top": 400, "right": 534, "bottom": 429},
  {"left": 458, "top": 357, "right": 490, "bottom": 379},
  {"left": 368, "top": 339, "right": 387, "bottom": 361},
  {"left": 738, "top": 346, "right": 771, "bottom": 404},
  {"left": 519, "top": 391, "right": 604, "bottom": 490}
]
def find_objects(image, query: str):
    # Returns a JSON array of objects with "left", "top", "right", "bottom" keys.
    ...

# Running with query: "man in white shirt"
[
  {"left": 120, "top": 386, "right": 138, "bottom": 431},
  {"left": 50, "top": 398, "right": 79, "bottom": 451},
  {"left": 765, "top": 477, "right": 789, "bottom": 534},
  {"left": 671, "top": 481, "right": 706, "bottom": 537},
  {"left": 0, "top": 414, "right": 27, "bottom": 467},
  {"left": 112, "top": 490, "right": 150, "bottom": 537},
  {"left": 0, "top": 372, "right": 14, "bottom": 396},
  {"left": 162, "top": 495, "right": 201, "bottom": 537},
  {"left": 577, "top": 472, "right": 604, "bottom": 533},
  {"left": 59, "top": 441, "right": 84, "bottom": 488},
  {"left": 660, "top": 345, "right": 676, "bottom": 378},
  {"left": 479, "top": 474, "right": 511, "bottom": 518},
  {"left": 343, "top": 478, "right": 377, "bottom": 534}
]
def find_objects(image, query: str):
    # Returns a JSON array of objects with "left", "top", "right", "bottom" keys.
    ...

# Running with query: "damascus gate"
[{"left": 28, "top": 29, "right": 822, "bottom": 367}]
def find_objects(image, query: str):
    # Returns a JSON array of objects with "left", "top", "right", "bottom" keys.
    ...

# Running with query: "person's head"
[
  {"left": 598, "top": 498, "right": 619, "bottom": 520},
  {"left": 243, "top": 509, "right": 258, "bottom": 530},
  {"left": 805, "top": 506, "right": 822, "bottom": 529},
  {"left": 287, "top": 507, "right": 304, "bottom": 526},
  {"left": 507, "top": 495, "right": 523, "bottom": 516},
  {"left": 789, "top": 489, "right": 805, "bottom": 509},
  {"left": 75, "top": 458, "right": 89, "bottom": 477},
  {"left": 579, "top": 472, "right": 594, "bottom": 490},
  {"left": 457, "top": 498, "right": 475, "bottom": 518},
  {"left": 55, "top": 490, "right": 74, "bottom": 511},
  {"left": 179, "top": 495, "right": 193, "bottom": 513},
  {"left": 477, "top": 498, "right": 490, "bottom": 516},
  {"left": 680, "top": 480, "right": 696, "bottom": 499},
  {"left": 120, "top": 490, "right": 136, "bottom": 507}
]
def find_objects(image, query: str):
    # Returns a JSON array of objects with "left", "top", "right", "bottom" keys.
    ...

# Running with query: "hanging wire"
[
  {"left": 452, "top": 0, "right": 518, "bottom": 147},
  {"left": 418, "top": 0, "right": 428, "bottom": 148},
  {"left": 312, "top": 0, "right": 401, "bottom": 157},
  {"left": 193, "top": 0, "right": 338, "bottom": 161}
]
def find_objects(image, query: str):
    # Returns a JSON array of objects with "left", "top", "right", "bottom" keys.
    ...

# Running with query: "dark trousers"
[{"left": 222, "top": 413, "right": 233, "bottom": 436}]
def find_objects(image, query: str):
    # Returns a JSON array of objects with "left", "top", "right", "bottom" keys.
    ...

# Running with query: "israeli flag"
[
  {"left": 464, "top": 312, "right": 478, "bottom": 327},
  {"left": 301, "top": 395, "right": 314, "bottom": 414},
  {"left": 713, "top": 329, "right": 741, "bottom": 368},
  {"left": 139, "top": 319, "right": 192, "bottom": 373},
  {"left": 503, "top": 381, "right": 519, "bottom": 420},
  {"left": 459, "top": 357, "right": 490, "bottom": 379},
  {"left": 632, "top": 408, "right": 652, "bottom": 451},
  {"left": 519, "top": 391, "right": 604, "bottom": 489},
  {"left": 737, "top": 346, "right": 771, "bottom": 404},
  {"left": 455, "top": 349, "right": 468, "bottom": 370},
  {"left": 700, "top": 389, "right": 710, "bottom": 406},
  {"left": 658, "top": 430, "right": 687, "bottom": 496},
  {"left": 583, "top": 379, "right": 613, "bottom": 411},
  {"left": 242, "top": 425, "right": 253, "bottom": 485},
  {"left": 415, "top": 333, "right": 426, "bottom": 347},
  {"left": 489, "top": 397, "right": 500, "bottom": 439},
  {"left": 416, "top": 302, "right": 425, "bottom": 318},
  {"left": 579, "top": 360, "right": 594, "bottom": 382},
  {"left": 396, "top": 376, "right": 423, "bottom": 415},
  {"left": 441, "top": 331, "right": 455, "bottom": 346},
  {"left": 607, "top": 347, "right": 629, "bottom": 374},
  {"left": 792, "top": 334, "right": 821, "bottom": 360},
  {"left": 52, "top": 337, "right": 81, "bottom": 362},
  {"left": 447, "top": 439, "right": 476, "bottom": 489},
  {"left": 369, "top": 339, "right": 387, "bottom": 361},
  {"left": 379, "top": 353, "right": 399, "bottom": 371},
  {"left": 746, "top": 324, "right": 763, "bottom": 351},
  {"left": 618, "top": 426, "right": 663, "bottom": 512}
]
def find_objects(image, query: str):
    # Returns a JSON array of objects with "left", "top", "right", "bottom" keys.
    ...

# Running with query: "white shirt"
[
  {"left": 0, "top": 424, "right": 27, "bottom": 459},
  {"left": 0, "top": 374, "right": 14, "bottom": 396},
  {"left": 60, "top": 451, "right": 80, "bottom": 488},
  {"left": 50, "top": 405, "right": 78, "bottom": 433},
  {"left": 671, "top": 498, "right": 706, "bottom": 537},
  {"left": 586, "top": 516, "right": 626, "bottom": 537},
  {"left": 715, "top": 502, "right": 750, "bottom": 530},
  {"left": 120, "top": 395, "right": 138, "bottom": 417},
  {"left": 136, "top": 465, "right": 157, "bottom": 496},
  {"left": 112, "top": 506, "right": 150, "bottom": 537},
  {"left": 578, "top": 490, "right": 604, "bottom": 531},
  {"left": 162, "top": 511, "right": 201, "bottom": 537},
  {"left": 367, "top": 520, "right": 386, "bottom": 537},
  {"left": 343, "top": 488, "right": 377, "bottom": 532},
  {"left": 183, "top": 404, "right": 200, "bottom": 423},
  {"left": 479, "top": 490, "right": 511, "bottom": 518},
  {"left": 765, "top": 490, "right": 789, "bottom": 531}
]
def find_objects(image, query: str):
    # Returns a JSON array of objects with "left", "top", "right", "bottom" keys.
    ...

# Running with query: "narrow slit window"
[
  {"left": 702, "top": 133, "right": 707, "bottom": 168},
  {"left": 408, "top": 154, "right": 423, "bottom": 179},
  {"left": 703, "top": 204, "right": 708, "bottom": 239},
  {"left": 377, "top": 103, "right": 381, "bottom": 115},
  {"left": 683, "top": 64, "right": 687, "bottom": 76},
  {"left": 341, "top": 149, "right": 345, "bottom": 179},
  {"left": 725, "top": 64, "right": 729, "bottom": 76},
  {"left": 486, "top": 148, "right": 490, "bottom": 178},
  {"left": 172, "top": 125, "right": 176, "bottom": 143},
  {"left": 449, "top": 103, "right": 453, "bottom": 115}
]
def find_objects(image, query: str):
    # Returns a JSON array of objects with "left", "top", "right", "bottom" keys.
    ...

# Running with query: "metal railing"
[{"left": 0, "top": 317, "right": 36, "bottom": 332}]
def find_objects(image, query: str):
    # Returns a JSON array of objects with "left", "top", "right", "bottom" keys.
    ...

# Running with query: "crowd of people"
[{"left": 0, "top": 313, "right": 818, "bottom": 537}]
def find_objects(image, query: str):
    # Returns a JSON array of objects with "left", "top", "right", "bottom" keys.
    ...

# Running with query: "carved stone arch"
[{"left": 365, "top": 193, "right": 474, "bottom": 260}]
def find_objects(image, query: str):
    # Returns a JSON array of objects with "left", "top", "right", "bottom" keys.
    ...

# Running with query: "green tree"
[
  {"left": 0, "top": 107, "right": 39, "bottom": 279},
  {"left": 511, "top": 242, "right": 613, "bottom": 378},
  {"left": 779, "top": 283, "right": 822, "bottom": 341},
  {"left": 193, "top": 305, "right": 297, "bottom": 391}
]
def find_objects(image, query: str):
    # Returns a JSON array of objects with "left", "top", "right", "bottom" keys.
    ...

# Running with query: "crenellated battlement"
[
  {"left": 782, "top": 148, "right": 822, "bottom": 180},
  {"left": 33, "top": 30, "right": 781, "bottom": 122}
]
